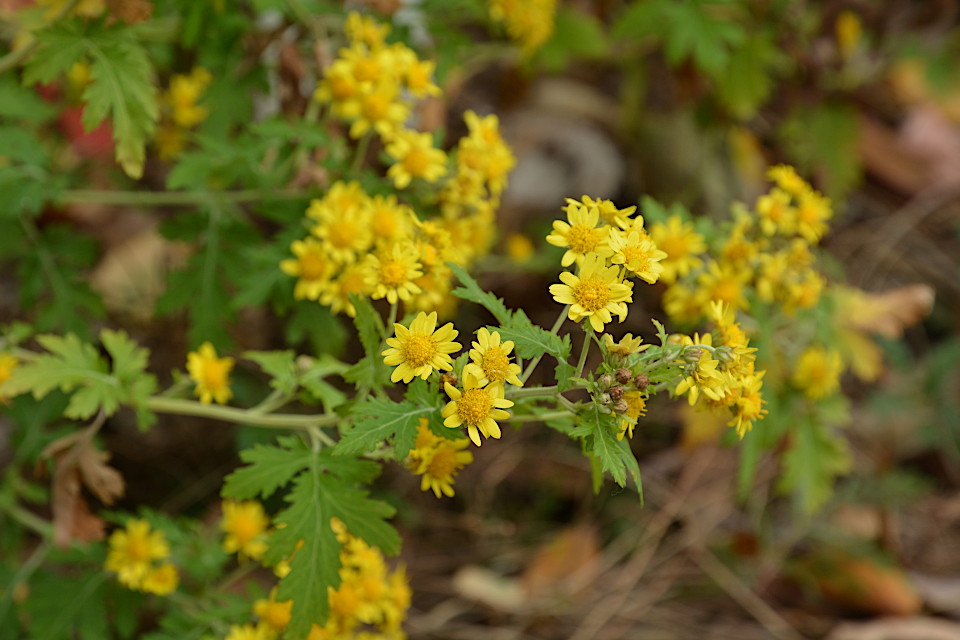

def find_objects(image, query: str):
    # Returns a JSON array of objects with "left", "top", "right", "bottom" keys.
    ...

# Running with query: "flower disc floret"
[{"left": 382, "top": 311, "right": 460, "bottom": 383}]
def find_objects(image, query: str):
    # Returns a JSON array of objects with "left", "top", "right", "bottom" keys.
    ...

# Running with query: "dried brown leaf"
[
  {"left": 815, "top": 555, "right": 922, "bottom": 616},
  {"left": 841, "top": 284, "right": 935, "bottom": 339},
  {"left": 106, "top": 0, "right": 153, "bottom": 24}
]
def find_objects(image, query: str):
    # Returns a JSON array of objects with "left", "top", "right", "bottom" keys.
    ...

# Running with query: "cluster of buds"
[{"left": 595, "top": 368, "right": 649, "bottom": 416}]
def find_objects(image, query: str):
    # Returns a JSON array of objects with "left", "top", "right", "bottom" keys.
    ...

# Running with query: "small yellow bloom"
[
  {"left": 344, "top": 11, "right": 390, "bottom": 49},
  {"left": 366, "top": 242, "right": 423, "bottom": 304},
  {"left": 105, "top": 519, "right": 171, "bottom": 590},
  {"left": 463, "top": 327, "right": 523, "bottom": 389},
  {"left": 649, "top": 215, "right": 705, "bottom": 283},
  {"left": 835, "top": 10, "right": 862, "bottom": 61},
  {"left": 382, "top": 311, "right": 460, "bottom": 383},
  {"left": 602, "top": 333, "right": 649, "bottom": 358},
  {"left": 254, "top": 588, "right": 293, "bottom": 634},
  {"left": 166, "top": 68, "right": 212, "bottom": 129},
  {"left": 225, "top": 623, "right": 271, "bottom": 640},
  {"left": 617, "top": 390, "right": 647, "bottom": 440},
  {"left": 727, "top": 372, "right": 767, "bottom": 438},
  {"left": 489, "top": 0, "right": 557, "bottom": 55},
  {"left": 141, "top": 563, "right": 179, "bottom": 596},
  {"left": 757, "top": 188, "right": 796, "bottom": 236},
  {"left": 609, "top": 227, "right": 668, "bottom": 284},
  {"left": 321, "top": 263, "right": 373, "bottom": 317},
  {"left": 280, "top": 237, "right": 333, "bottom": 301},
  {"left": 792, "top": 346, "right": 843, "bottom": 400},
  {"left": 674, "top": 334, "right": 728, "bottom": 406},
  {"left": 385, "top": 129, "right": 448, "bottom": 189},
  {"left": 505, "top": 233, "right": 535, "bottom": 263},
  {"left": 549, "top": 252, "right": 633, "bottom": 333},
  {"left": 186, "top": 342, "right": 234, "bottom": 405},
  {"left": 407, "top": 422, "right": 474, "bottom": 498},
  {"left": 221, "top": 500, "right": 270, "bottom": 562},
  {"left": 546, "top": 199, "right": 613, "bottom": 267},
  {"left": 442, "top": 371, "right": 514, "bottom": 446}
]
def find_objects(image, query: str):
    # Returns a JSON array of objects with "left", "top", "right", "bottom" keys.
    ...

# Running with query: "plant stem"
[
  {"left": 576, "top": 325, "right": 593, "bottom": 378},
  {"left": 509, "top": 410, "right": 573, "bottom": 423},
  {"left": 351, "top": 131, "right": 373, "bottom": 174},
  {"left": 146, "top": 397, "right": 338, "bottom": 430},
  {"left": 60, "top": 188, "right": 310, "bottom": 207},
  {"left": 0, "top": 540, "right": 50, "bottom": 624},
  {"left": 506, "top": 385, "right": 558, "bottom": 400}
]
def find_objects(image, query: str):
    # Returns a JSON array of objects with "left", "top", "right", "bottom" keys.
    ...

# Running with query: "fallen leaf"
[
  {"left": 838, "top": 284, "right": 935, "bottom": 339},
  {"left": 106, "top": 0, "right": 153, "bottom": 23},
  {"left": 521, "top": 525, "right": 600, "bottom": 600},
  {"left": 41, "top": 426, "right": 124, "bottom": 548},
  {"left": 812, "top": 553, "right": 922, "bottom": 616},
  {"left": 453, "top": 566, "right": 524, "bottom": 612}
]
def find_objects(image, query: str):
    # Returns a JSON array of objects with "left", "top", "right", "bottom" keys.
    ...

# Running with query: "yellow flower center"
[
  {"left": 426, "top": 444, "right": 458, "bottom": 478},
  {"left": 354, "top": 58, "right": 380, "bottom": 84},
  {"left": 401, "top": 334, "right": 436, "bottom": 368},
  {"left": 202, "top": 360, "right": 229, "bottom": 391},
  {"left": 327, "top": 221, "right": 356, "bottom": 249},
  {"left": 710, "top": 280, "right": 741, "bottom": 305},
  {"left": 329, "top": 74, "right": 355, "bottom": 101},
  {"left": 300, "top": 252, "right": 328, "bottom": 280},
  {"left": 566, "top": 224, "right": 601, "bottom": 254},
  {"left": 402, "top": 147, "right": 431, "bottom": 176},
  {"left": 379, "top": 259, "right": 408, "bottom": 287},
  {"left": 330, "top": 583, "right": 361, "bottom": 619},
  {"left": 229, "top": 513, "right": 261, "bottom": 546},
  {"left": 481, "top": 347, "right": 510, "bottom": 382},
  {"left": 740, "top": 393, "right": 763, "bottom": 420},
  {"left": 573, "top": 277, "right": 611, "bottom": 312},
  {"left": 372, "top": 211, "right": 398, "bottom": 239},
  {"left": 456, "top": 388, "right": 493, "bottom": 426},
  {"left": 362, "top": 93, "right": 390, "bottom": 121},
  {"left": 125, "top": 536, "right": 152, "bottom": 562},
  {"left": 621, "top": 245, "right": 652, "bottom": 271}
]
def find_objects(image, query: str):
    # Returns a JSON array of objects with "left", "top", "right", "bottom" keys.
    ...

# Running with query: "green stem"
[
  {"left": 248, "top": 388, "right": 291, "bottom": 415},
  {"left": 351, "top": 131, "right": 373, "bottom": 174},
  {"left": 520, "top": 305, "right": 569, "bottom": 384},
  {"left": 5, "top": 503, "right": 54, "bottom": 539},
  {"left": 0, "top": 540, "right": 50, "bottom": 624},
  {"left": 509, "top": 410, "right": 573, "bottom": 423},
  {"left": 506, "top": 385, "right": 558, "bottom": 400},
  {"left": 59, "top": 189, "right": 310, "bottom": 207},
  {"left": 146, "top": 397, "right": 338, "bottom": 430},
  {"left": 576, "top": 325, "right": 593, "bottom": 378}
]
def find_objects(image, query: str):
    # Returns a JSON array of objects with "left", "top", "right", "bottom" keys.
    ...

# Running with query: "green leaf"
[
  {"left": 572, "top": 404, "right": 642, "bottom": 497},
  {"left": 245, "top": 350, "right": 298, "bottom": 394},
  {"left": 335, "top": 398, "right": 434, "bottom": 460},
  {"left": 23, "top": 570, "right": 109, "bottom": 640},
  {"left": 0, "top": 76, "right": 57, "bottom": 123},
  {"left": 716, "top": 31, "right": 787, "bottom": 118},
  {"left": 449, "top": 262, "right": 511, "bottom": 324},
  {"left": 24, "top": 20, "right": 159, "bottom": 179},
  {"left": 536, "top": 7, "right": 608, "bottom": 71},
  {"left": 780, "top": 102, "right": 861, "bottom": 199},
  {"left": 100, "top": 329, "right": 157, "bottom": 429},
  {"left": 221, "top": 441, "right": 313, "bottom": 501},
  {"left": 270, "top": 450, "right": 398, "bottom": 636},
  {"left": 779, "top": 415, "right": 852, "bottom": 513}
]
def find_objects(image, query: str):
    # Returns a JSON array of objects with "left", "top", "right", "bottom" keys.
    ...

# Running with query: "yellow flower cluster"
[
  {"left": 488, "top": 0, "right": 557, "bottom": 56},
  {"left": 221, "top": 500, "right": 271, "bottom": 562},
  {"left": 225, "top": 588, "right": 294, "bottom": 640},
  {"left": 153, "top": 67, "right": 212, "bottom": 161},
  {"left": 306, "top": 518, "right": 411, "bottom": 640},
  {"left": 662, "top": 165, "right": 830, "bottom": 324},
  {"left": 672, "top": 302, "right": 767, "bottom": 437},
  {"left": 104, "top": 518, "right": 179, "bottom": 595},
  {"left": 548, "top": 196, "right": 668, "bottom": 332},
  {"left": 406, "top": 418, "right": 473, "bottom": 498}
]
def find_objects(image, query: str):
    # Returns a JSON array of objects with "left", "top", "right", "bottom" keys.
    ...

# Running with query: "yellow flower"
[
  {"left": 663, "top": 282, "right": 703, "bottom": 325},
  {"left": 649, "top": 215, "right": 705, "bottom": 283},
  {"left": 105, "top": 519, "right": 171, "bottom": 590},
  {"left": 674, "top": 334, "right": 728, "bottom": 406},
  {"left": 767, "top": 164, "right": 810, "bottom": 199},
  {"left": 783, "top": 268, "right": 825, "bottom": 313},
  {"left": 546, "top": 199, "right": 613, "bottom": 267},
  {"left": 695, "top": 261, "right": 749, "bottom": 314},
  {"left": 366, "top": 243, "right": 423, "bottom": 304},
  {"left": 727, "top": 372, "right": 767, "bottom": 438},
  {"left": 403, "top": 57, "right": 441, "bottom": 98},
  {"left": 343, "top": 83, "right": 409, "bottom": 139},
  {"left": 320, "top": 263, "right": 372, "bottom": 317},
  {"left": 457, "top": 111, "right": 516, "bottom": 197},
  {"left": 602, "top": 333, "right": 649, "bottom": 358},
  {"left": 141, "top": 563, "right": 179, "bottom": 596},
  {"left": 310, "top": 201, "right": 372, "bottom": 265},
  {"left": 254, "top": 588, "right": 293, "bottom": 635},
  {"left": 756, "top": 188, "right": 796, "bottom": 236},
  {"left": 442, "top": 371, "right": 514, "bottom": 446},
  {"left": 489, "top": 0, "right": 557, "bottom": 55},
  {"left": 617, "top": 390, "right": 647, "bottom": 440},
  {"left": 367, "top": 194, "right": 413, "bottom": 246},
  {"left": 280, "top": 237, "right": 333, "bottom": 300},
  {"left": 0, "top": 353, "right": 18, "bottom": 400},
  {"left": 345, "top": 11, "right": 390, "bottom": 49},
  {"left": 166, "top": 67, "right": 212, "bottom": 129},
  {"left": 225, "top": 623, "right": 272, "bottom": 640},
  {"left": 314, "top": 59, "right": 362, "bottom": 109},
  {"left": 463, "top": 327, "right": 523, "bottom": 389},
  {"left": 505, "top": 233, "right": 535, "bottom": 263},
  {"left": 575, "top": 195, "right": 636, "bottom": 229},
  {"left": 221, "top": 500, "right": 270, "bottom": 562},
  {"left": 835, "top": 10, "right": 862, "bottom": 61},
  {"left": 795, "top": 189, "right": 832, "bottom": 244},
  {"left": 186, "top": 342, "right": 234, "bottom": 405},
  {"left": 385, "top": 129, "right": 448, "bottom": 189},
  {"left": 408, "top": 425, "right": 474, "bottom": 498},
  {"left": 382, "top": 311, "right": 460, "bottom": 383},
  {"left": 792, "top": 346, "right": 843, "bottom": 400},
  {"left": 549, "top": 252, "right": 633, "bottom": 333},
  {"left": 609, "top": 227, "right": 667, "bottom": 284}
]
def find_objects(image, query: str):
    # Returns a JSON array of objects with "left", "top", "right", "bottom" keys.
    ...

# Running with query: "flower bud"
[
  {"left": 609, "top": 385, "right": 624, "bottom": 402},
  {"left": 683, "top": 347, "right": 704, "bottom": 363},
  {"left": 598, "top": 392, "right": 612, "bottom": 405},
  {"left": 612, "top": 399, "right": 628, "bottom": 414},
  {"left": 439, "top": 371, "right": 458, "bottom": 389},
  {"left": 598, "top": 373, "right": 613, "bottom": 389},
  {"left": 634, "top": 374, "right": 649, "bottom": 390},
  {"left": 615, "top": 368, "right": 632, "bottom": 384}
]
